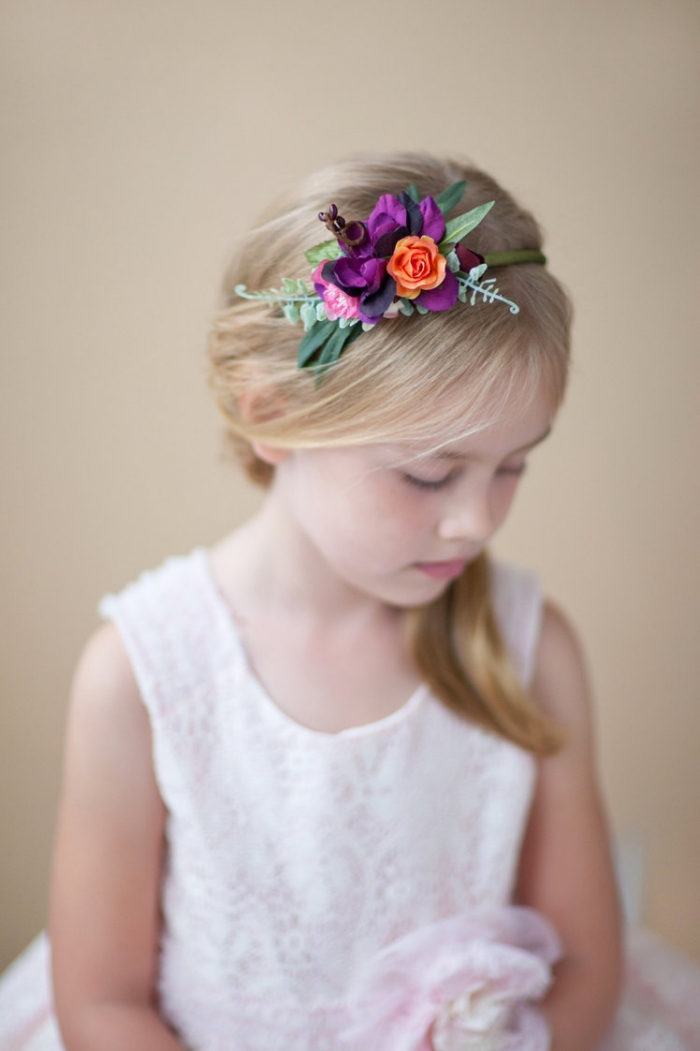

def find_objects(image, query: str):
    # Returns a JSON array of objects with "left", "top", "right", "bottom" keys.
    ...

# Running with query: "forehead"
[{"left": 382, "top": 381, "right": 556, "bottom": 463}]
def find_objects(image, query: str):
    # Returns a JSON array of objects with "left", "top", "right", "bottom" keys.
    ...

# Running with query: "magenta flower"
[{"left": 312, "top": 263, "right": 361, "bottom": 321}]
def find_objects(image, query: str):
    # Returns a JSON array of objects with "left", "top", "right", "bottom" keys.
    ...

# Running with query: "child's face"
[{"left": 273, "top": 382, "right": 555, "bottom": 608}]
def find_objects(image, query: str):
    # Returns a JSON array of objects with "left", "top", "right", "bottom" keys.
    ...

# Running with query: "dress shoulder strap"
[
  {"left": 97, "top": 548, "right": 234, "bottom": 721},
  {"left": 489, "top": 558, "right": 543, "bottom": 690}
]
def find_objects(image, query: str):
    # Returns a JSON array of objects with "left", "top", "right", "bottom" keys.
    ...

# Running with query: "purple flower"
[
  {"left": 322, "top": 256, "right": 396, "bottom": 324},
  {"left": 360, "top": 191, "right": 446, "bottom": 259},
  {"left": 415, "top": 269, "right": 459, "bottom": 311}
]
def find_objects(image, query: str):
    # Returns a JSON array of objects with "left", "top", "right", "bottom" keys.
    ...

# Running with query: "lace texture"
[{"left": 96, "top": 549, "right": 539, "bottom": 1050}]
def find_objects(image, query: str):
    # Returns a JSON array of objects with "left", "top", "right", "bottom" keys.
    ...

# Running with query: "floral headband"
[{"left": 235, "top": 180, "right": 545, "bottom": 377}]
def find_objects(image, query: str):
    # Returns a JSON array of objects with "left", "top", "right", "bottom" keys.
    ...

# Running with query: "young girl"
[{"left": 1, "top": 153, "right": 699, "bottom": 1051}]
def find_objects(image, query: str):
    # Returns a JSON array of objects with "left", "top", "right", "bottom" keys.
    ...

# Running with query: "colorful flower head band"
[{"left": 235, "top": 180, "right": 546, "bottom": 377}]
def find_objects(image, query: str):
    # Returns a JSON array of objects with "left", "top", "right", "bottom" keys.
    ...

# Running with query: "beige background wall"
[{"left": 2, "top": 0, "right": 699, "bottom": 972}]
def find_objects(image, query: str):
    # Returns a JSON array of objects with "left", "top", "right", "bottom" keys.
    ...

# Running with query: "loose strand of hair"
[{"left": 405, "top": 552, "right": 565, "bottom": 756}]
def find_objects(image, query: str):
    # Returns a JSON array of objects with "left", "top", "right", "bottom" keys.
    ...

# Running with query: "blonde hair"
[{"left": 208, "top": 152, "right": 572, "bottom": 754}]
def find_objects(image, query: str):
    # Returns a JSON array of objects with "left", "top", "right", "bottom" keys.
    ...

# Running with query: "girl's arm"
[
  {"left": 49, "top": 623, "right": 186, "bottom": 1051},
  {"left": 515, "top": 600, "right": 624, "bottom": 1051}
]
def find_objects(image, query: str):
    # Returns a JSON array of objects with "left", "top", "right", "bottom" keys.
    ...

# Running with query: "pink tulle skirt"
[{"left": 1, "top": 912, "right": 699, "bottom": 1051}]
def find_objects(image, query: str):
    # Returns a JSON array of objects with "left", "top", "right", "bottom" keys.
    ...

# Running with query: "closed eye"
[
  {"left": 401, "top": 471, "right": 456, "bottom": 491},
  {"left": 497, "top": 463, "right": 528, "bottom": 477}
]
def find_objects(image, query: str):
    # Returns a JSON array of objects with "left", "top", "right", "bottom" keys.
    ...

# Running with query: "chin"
[{"left": 381, "top": 576, "right": 455, "bottom": 610}]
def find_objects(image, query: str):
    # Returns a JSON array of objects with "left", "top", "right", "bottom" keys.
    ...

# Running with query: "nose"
[{"left": 437, "top": 487, "right": 494, "bottom": 543}]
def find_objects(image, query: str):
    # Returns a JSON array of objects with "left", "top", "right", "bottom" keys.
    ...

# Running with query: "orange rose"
[{"left": 387, "top": 235, "right": 447, "bottom": 300}]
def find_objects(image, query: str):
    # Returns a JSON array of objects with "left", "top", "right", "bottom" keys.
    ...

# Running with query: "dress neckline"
[{"left": 192, "top": 546, "right": 429, "bottom": 740}]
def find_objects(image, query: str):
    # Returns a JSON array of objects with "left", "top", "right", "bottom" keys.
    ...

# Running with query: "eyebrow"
[
  {"left": 382, "top": 424, "right": 550, "bottom": 470},
  {"left": 420, "top": 424, "right": 550, "bottom": 462},
  {"left": 431, "top": 425, "right": 553, "bottom": 461}
]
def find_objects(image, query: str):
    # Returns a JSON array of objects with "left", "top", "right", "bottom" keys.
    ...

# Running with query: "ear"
[
  {"left": 251, "top": 440, "right": 290, "bottom": 465},
  {"left": 238, "top": 386, "right": 290, "bottom": 465}
]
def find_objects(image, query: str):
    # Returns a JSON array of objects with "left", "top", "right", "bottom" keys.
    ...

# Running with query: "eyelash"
[
  {"left": 402, "top": 474, "right": 453, "bottom": 491},
  {"left": 401, "top": 463, "right": 527, "bottom": 491},
  {"left": 498, "top": 463, "right": 528, "bottom": 478}
]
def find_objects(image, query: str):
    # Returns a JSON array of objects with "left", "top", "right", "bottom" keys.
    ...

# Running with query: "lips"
[{"left": 413, "top": 560, "right": 467, "bottom": 580}]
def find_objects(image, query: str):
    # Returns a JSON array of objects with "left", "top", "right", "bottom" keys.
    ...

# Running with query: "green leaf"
[
  {"left": 406, "top": 184, "right": 420, "bottom": 203},
  {"left": 313, "top": 321, "right": 363, "bottom": 379},
  {"left": 398, "top": 299, "right": 414, "bottom": 316},
  {"left": 300, "top": 302, "right": 317, "bottom": 331},
  {"left": 304, "top": 239, "right": 344, "bottom": 268},
  {"left": 434, "top": 180, "right": 467, "bottom": 216},
  {"left": 283, "top": 303, "right": 300, "bottom": 324},
  {"left": 318, "top": 323, "right": 355, "bottom": 366},
  {"left": 439, "top": 201, "right": 495, "bottom": 250},
  {"left": 297, "top": 318, "right": 336, "bottom": 368},
  {"left": 446, "top": 249, "right": 460, "bottom": 273},
  {"left": 282, "top": 278, "right": 297, "bottom": 295},
  {"left": 415, "top": 304, "right": 429, "bottom": 315}
]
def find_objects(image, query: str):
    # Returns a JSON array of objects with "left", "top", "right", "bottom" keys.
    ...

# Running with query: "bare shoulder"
[
  {"left": 531, "top": 598, "right": 596, "bottom": 746},
  {"left": 72, "top": 619, "right": 141, "bottom": 709},
  {"left": 57, "top": 619, "right": 164, "bottom": 827},
  {"left": 62, "top": 623, "right": 156, "bottom": 797}
]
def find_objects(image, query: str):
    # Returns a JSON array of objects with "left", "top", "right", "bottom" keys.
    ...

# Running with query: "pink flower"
[
  {"left": 339, "top": 907, "right": 561, "bottom": 1051},
  {"left": 312, "top": 262, "right": 361, "bottom": 321}
]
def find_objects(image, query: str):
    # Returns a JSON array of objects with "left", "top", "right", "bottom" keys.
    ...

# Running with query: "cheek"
[
  {"left": 491, "top": 477, "right": 522, "bottom": 526},
  {"left": 306, "top": 473, "right": 430, "bottom": 567}
]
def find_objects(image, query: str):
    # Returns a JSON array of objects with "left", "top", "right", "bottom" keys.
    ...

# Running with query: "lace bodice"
[{"left": 97, "top": 548, "right": 543, "bottom": 1051}]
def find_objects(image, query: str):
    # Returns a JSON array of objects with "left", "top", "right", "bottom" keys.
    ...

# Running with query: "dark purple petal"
[
  {"left": 373, "top": 225, "right": 408, "bottom": 258},
  {"left": 359, "top": 274, "right": 397, "bottom": 319},
  {"left": 415, "top": 270, "right": 459, "bottom": 312},
  {"left": 367, "top": 194, "right": 406, "bottom": 240},
  {"left": 370, "top": 215, "right": 403, "bottom": 246},
  {"left": 456, "top": 244, "right": 485, "bottom": 272},
  {"left": 357, "top": 257, "right": 386, "bottom": 294},
  {"left": 419, "top": 196, "right": 445, "bottom": 242},
  {"left": 398, "top": 192, "right": 423, "bottom": 235},
  {"left": 328, "top": 255, "right": 387, "bottom": 298},
  {"left": 327, "top": 257, "right": 366, "bottom": 295}
]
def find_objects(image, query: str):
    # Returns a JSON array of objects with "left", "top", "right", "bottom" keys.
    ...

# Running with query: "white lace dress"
[{"left": 1, "top": 549, "right": 699, "bottom": 1050}]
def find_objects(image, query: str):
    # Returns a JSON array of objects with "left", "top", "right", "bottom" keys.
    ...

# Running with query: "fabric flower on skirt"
[{"left": 338, "top": 906, "right": 561, "bottom": 1051}]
